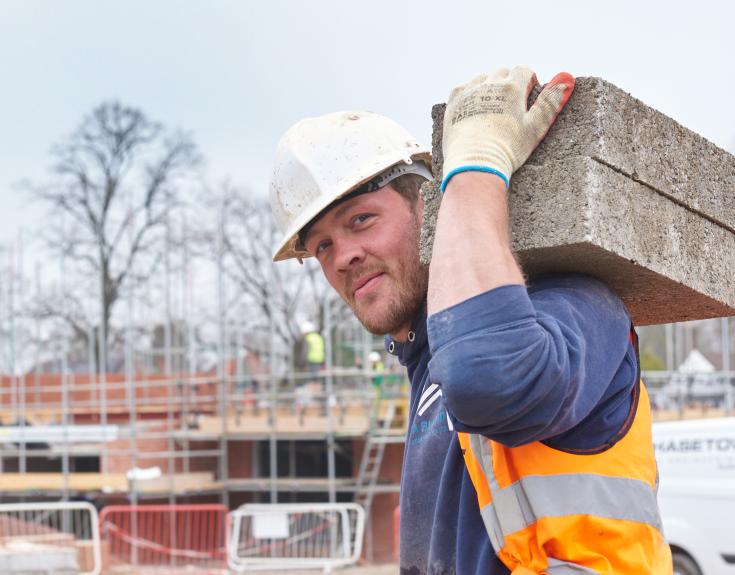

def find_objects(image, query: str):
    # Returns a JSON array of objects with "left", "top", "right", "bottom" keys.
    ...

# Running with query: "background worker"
[
  {"left": 297, "top": 321, "right": 325, "bottom": 418},
  {"left": 368, "top": 350, "right": 385, "bottom": 392},
  {"left": 300, "top": 320, "right": 325, "bottom": 380},
  {"left": 270, "top": 67, "right": 672, "bottom": 574}
]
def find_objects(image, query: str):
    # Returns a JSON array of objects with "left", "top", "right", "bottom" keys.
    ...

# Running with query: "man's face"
[{"left": 303, "top": 186, "right": 428, "bottom": 338}]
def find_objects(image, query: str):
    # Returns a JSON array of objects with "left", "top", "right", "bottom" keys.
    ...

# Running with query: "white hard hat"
[
  {"left": 269, "top": 111, "right": 432, "bottom": 262},
  {"left": 368, "top": 351, "right": 382, "bottom": 363},
  {"left": 300, "top": 321, "right": 316, "bottom": 334}
]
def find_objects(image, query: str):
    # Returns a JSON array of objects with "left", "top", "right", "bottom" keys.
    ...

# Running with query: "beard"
[{"left": 346, "top": 217, "right": 428, "bottom": 336}]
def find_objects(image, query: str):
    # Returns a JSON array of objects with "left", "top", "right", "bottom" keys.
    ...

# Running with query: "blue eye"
[
  {"left": 316, "top": 240, "right": 332, "bottom": 254},
  {"left": 354, "top": 214, "right": 372, "bottom": 224}
]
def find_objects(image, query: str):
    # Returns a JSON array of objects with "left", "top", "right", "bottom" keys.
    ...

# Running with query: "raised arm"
[
  {"left": 426, "top": 68, "right": 640, "bottom": 447},
  {"left": 428, "top": 66, "right": 574, "bottom": 314}
]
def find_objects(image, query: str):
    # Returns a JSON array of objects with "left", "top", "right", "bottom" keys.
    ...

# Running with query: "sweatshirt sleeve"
[{"left": 426, "top": 275, "right": 637, "bottom": 448}]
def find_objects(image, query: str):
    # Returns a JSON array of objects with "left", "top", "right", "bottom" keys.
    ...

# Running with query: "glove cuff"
[{"left": 440, "top": 165, "right": 509, "bottom": 193}]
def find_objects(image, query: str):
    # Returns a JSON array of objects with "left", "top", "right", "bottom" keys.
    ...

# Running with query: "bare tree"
[
  {"left": 27, "top": 101, "right": 202, "bottom": 367},
  {"left": 197, "top": 185, "right": 350, "bottom": 362}
]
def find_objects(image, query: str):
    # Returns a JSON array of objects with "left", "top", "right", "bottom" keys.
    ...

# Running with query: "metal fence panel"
[
  {"left": 0, "top": 501, "right": 101, "bottom": 575},
  {"left": 98, "top": 504, "right": 227, "bottom": 571},
  {"left": 228, "top": 503, "right": 365, "bottom": 572}
]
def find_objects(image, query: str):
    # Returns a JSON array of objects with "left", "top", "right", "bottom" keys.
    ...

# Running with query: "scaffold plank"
[{"left": 0, "top": 472, "right": 219, "bottom": 494}]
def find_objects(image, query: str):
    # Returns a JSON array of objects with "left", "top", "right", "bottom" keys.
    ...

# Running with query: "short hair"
[{"left": 389, "top": 173, "right": 425, "bottom": 207}]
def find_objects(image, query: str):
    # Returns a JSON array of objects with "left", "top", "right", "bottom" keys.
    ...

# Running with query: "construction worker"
[
  {"left": 297, "top": 321, "right": 325, "bottom": 416},
  {"left": 368, "top": 350, "right": 385, "bottom": 391},
  {"left": 300, "top": 321, "right": 325, "bottom": 377},
  {"left": 269, "top": 67, "right": 672, "bottom": 574}
]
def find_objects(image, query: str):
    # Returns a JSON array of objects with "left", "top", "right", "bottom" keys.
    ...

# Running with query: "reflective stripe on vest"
[
  {"left": 470, "top": 434, "right": 663, "bottom": 547},
  {"left": 459, "top": 380, "right": 672, "bottom": 574},
  {"left": 545, "top": 558, "right": 599, "bottom": 574},
  {"left": 471, "top": 433, "right": 663, "bottom": 544}
]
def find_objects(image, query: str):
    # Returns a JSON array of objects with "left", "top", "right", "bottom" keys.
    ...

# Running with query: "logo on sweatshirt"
[
  {"left": 411, "top": 383, "right": 454, "bottom": 446},
  {"left": 417, "top": 383, "right": 443, "bottom": 416}
]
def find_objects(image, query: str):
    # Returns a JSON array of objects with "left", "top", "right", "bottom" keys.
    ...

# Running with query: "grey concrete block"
[
  {"left": 530, "top": 78, "right": 735, "bottom": 232},
  {"left": 423, "top": 77, "right": 735, "bottom": 325}
]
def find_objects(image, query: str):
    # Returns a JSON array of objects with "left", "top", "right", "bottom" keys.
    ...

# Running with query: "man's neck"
[
  {"left": 390, "top": 324, "right": 411, "bottom": 343},
  {"left": 390, "top": 315, "right": 418, "bottom": 343}
]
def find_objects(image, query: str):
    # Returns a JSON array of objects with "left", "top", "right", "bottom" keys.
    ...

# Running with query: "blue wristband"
[{"left": 440, "top": 166, "right": 510, "bottom": 193}]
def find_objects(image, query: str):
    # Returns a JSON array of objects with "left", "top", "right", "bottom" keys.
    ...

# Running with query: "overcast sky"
[{"left": 2, "top": 0, "right": 734, "bottom": 254}]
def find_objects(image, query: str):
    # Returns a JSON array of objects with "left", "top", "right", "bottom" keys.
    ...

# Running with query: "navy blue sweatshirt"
[{"left": 387, "top": 275, "right": 638, "bottom": 575}]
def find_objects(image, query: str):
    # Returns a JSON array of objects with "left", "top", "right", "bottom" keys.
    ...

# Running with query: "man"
[
  {"left": 300, "top": 321, "right": 325, "bottom": 378},
  {"left": 297, "top": 320, "right": 325, "bottom": 417},
  {"left": 368, "top": 350, "right": 385, "bottom": 392},
  {"left": 269, "top": 67, "right": 673, "bottom": 574}
]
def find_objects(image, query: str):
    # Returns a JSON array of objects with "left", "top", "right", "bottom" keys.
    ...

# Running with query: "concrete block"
[
  {"left": 530, "top": 78, "right": 735, "bottom": 231},
  {"left": 421, "top": 77, "right": 735, "bottom": 325}
]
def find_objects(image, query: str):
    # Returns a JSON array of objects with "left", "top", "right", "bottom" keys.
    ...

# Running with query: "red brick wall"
[
  {"left": 227, "top": 441, "right": 253, "bottom": 478},
  {"left": 353, "top": 439, "right": 404, "bottom": 563},
  {"left": 102, "top": 423, "right": 219, "bottom": 476},
  {"left": 0, "top": 373, "right": 222, "bottom": 422},
  {"left": 104, "top": 424, "right": 173, "bottom": 474},
  {"left": 184, "top": 440, "right": 220, "bottom": 475}
]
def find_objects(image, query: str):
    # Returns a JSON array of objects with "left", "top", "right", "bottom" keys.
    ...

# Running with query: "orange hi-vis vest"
[{"left": 458, "top": 379, "right": 673, "bottom": 574}]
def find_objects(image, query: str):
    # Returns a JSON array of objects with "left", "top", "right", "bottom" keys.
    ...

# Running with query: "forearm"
[
  {"left": 427, "top": 66, "right": 573, "bottom": 315},
  {"left": 427, "top": 171, "right": 524, "bottom": 315}
]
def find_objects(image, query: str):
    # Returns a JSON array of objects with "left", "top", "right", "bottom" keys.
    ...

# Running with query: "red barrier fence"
[
  {"left": 99, "top": 504, "right": 228, "bottom": 571},
  {"left": 393, "top": 505, "right": 400, "bottom": 562}
]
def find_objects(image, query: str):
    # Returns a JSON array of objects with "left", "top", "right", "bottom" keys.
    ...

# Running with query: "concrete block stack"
[{"left": 420, "top": 77, "right": 735, "bottom": 325}]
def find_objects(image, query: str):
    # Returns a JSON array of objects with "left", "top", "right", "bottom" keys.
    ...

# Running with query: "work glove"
[{"left": 440, "top": 66, "right": 574, "bottom": 192}]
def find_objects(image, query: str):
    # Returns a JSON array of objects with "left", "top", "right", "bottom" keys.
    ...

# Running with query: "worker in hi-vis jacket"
[{"left": 267, "top": 66, "right": 673, "bottom": 575}]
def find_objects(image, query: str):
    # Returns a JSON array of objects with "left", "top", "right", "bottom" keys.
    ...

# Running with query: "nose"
[{"left": 333, "top": 235, "right": 366, "bottom": 272}]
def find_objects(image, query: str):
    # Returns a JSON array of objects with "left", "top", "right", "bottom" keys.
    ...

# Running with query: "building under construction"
[
  {"left": 1, "top": 210, "right": 734, "bottom": 572},
  {"left": 3, "top": 331, "right": 735, "bottom": 572},
  {"left": 0, "top": 181, "right": 413, "bottom": 571},
  {"left": 0, "top": 343, "right": 409, "bottom": 566}
]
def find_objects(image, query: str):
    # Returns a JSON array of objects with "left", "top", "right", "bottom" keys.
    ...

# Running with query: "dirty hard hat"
[{"left": 269, "top": 111, "right": 432, "bottom": 262}]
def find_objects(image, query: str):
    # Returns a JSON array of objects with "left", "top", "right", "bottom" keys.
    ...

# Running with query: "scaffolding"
[
  {"left": 0, "top": 215, "right": 409, "bottom": 569},
  {"left": 1, "top": 215, "right": 734, "bottom": 568},
  {"left": 0, "top": 367, "right": 406, "bottom": 496}
]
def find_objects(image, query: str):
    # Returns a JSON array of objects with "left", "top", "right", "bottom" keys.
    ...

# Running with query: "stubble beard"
[{"left": 348, "top": 218, "right": 428, "bottom": 336}]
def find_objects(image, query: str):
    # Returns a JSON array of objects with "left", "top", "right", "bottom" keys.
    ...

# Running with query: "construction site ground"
[
  {"left": 254, "top": 565, "right": 398, "bottom": 574},
  {"left": 105, "top": 565, "right": 398, "bottom": 574}
]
